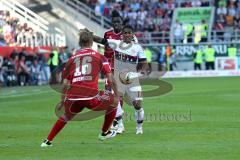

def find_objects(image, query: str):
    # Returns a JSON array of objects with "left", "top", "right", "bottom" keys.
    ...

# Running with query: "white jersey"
[
  {"left": 107, "top": 39, "right": 146, "bottom": 63},
  {"left": 107, "top": 39, "right": 144, "bottom": 101}
]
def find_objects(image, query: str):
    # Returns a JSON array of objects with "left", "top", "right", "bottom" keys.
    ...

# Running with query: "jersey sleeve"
[
  {"left": 107, "top": 39, "right": 120, "bottom": 50},
  {"left": 137, "top": 45, "right": 147, "bottom": 59},
  {"left": 101, "top": 55, "right": 111, "bottom": 75},
  {"left": 133, "top": 35, "right": 138, "bottom": 43}
]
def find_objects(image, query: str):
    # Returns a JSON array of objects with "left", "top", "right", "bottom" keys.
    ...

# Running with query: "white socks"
[
  {"left": 135, "top": 108, "right": 144, "bottom": 125},
  {"left": 116, "top": 101, "right": 124, "bottom": 117},
  {"left": 116, "top": 101, "right": 124, "bottom": 127}
]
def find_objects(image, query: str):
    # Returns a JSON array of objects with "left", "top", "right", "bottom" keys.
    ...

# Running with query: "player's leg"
[
  {"left": 112, "top": 60, "right": 127, "bottom": 133},
  {"left": 41, "top": 100, "right": 84, "bottom": 147},
  {"left": 117, "top": 97, "right": 124, "bottom": 129},
  {"left": 104, "top": 80, "right": 120, "bottom": 130},
  {"left": 88, "top": 91, "right": 118, "bottom": 140},
  {"left": 112, "top": 97, "right": 125, "bottom": 133},
  {"left": 133, "top": 99, "right": 144, "bottom": 135},
  {"left": 126, "top": 85, "right": 144, "bottom": 134},
  {"left": 41, "top": 116, "right": 66, "bottom": 147},
  {"left": 100, "top": 100, "right": 118, "bottom": 140}
]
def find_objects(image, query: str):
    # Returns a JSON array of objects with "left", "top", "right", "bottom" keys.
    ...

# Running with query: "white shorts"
[{"left": 114, "top": 59, "right": 143, "bottom": 104}]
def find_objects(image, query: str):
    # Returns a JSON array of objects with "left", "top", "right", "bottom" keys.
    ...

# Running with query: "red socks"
[
  {"left": 102, "top": 107, "right": 117, "bottom": 133},
  {"left": 47, "top": 118, "right": 67, "bottom": 141},
  {"left": 47, "top": 107, "right": 117, "bottom": 141}
]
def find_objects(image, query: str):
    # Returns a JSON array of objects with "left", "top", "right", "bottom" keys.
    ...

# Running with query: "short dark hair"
[
  {"left": 79, "top": 31, "right": 93, "bottom": 47},
  {"left": 122, "top": 25, "right": 134, "bottom": 31},
  {"left": 123, "top": 18, "right": 130, "bottom": 25},
  {"left": 111, "top": 10, "right": 123, "bottom": 20},
  {"left": 112, "top": 10, "right": 120, "bottom": 17}
]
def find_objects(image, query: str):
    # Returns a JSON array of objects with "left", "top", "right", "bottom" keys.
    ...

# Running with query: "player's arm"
[
  {"left": 93, "top": 36, "right": 121, "bottom": 54},
  {"left": 136, "top": 58, "right": 150, "bottom": 74},
  {"left": 80, "top": 28, "right": 107, "bottom": 45},
  {"left": 81, "top": 28, "right": 120, "bottom": 49},
  {"left": 55, "top": 78, "right": 70, "bottom": 111},
  {"left": 102, "top": 56, "right": 119, "bottom": 97},
  {"left": 93, "top": 35, "right": 106, "bottom": 44},
  {"left": 136, "top": 46, "right": 151, "bottom": 75},
  {"left": 60, "top": 58, "right": 73, "bottom": 102},
  {"left": 93, "top": 35, "right": 112, "bottom": 46},
  {"left": 61, "top": 78, "right": 70, "bottom": 102},
  {"left": 106, "top": 72, "right": 119, "bottom": 97}
]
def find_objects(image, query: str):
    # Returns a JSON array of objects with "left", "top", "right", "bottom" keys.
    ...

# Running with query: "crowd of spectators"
[
  {"left": 85, "top": 0, "right": 175, "bottom": 33},
  {"left": 79, "top": 0, "right": 214, "bottom": 43},
  {"left": 0, "top": 49, "right": 47, "bottom": 87},
  {"left": 80, "top": 0, "right": 175, "bottom": 43},
  {"left": 74, "top": 0, "right": 238, "bottom": 43},
  {"left": 0, "top": 8, "right": 68, "bottom": 87},
  {"left": 214, "top": 0, "right": 240, "bottom": 41},
  {"left": 178, "top": 0, "right": 212, "bottom": 7},
  {"left": 0, "top": 47, "right": 71, "bottom": 87},
  {"left": 2, "top": 0, "right": 240, "bottom": 88},
  {"left": 0, "top": 10, "right": 46, "bottom": 47}
]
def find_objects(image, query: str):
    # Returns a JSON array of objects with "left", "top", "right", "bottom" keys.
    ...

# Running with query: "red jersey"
[
  {"left": 104, "top": 29, "right": 122, "bottom": 70},
  {"left": 62, "top": 48, "right": 111, "bottom": 100}
]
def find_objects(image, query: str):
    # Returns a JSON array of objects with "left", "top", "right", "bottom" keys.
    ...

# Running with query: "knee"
[
  {"left": 60, "top": 114, "right": 70, "bottom": 122},
  {"left": 133, "top": 100, "right": 142, "bottom": 110}
]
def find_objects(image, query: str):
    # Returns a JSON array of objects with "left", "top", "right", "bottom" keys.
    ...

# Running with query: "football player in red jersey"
[
  {"left": 41, "top": 30, "right": 119, "bottom": 147},
  {"left": 103, "top": 10, "right": 123, "bottom": 70}
]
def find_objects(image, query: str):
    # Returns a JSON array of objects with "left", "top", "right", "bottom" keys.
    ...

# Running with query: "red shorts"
[{"left": 63, "top": 91, "right": 114, "bottom": 120}]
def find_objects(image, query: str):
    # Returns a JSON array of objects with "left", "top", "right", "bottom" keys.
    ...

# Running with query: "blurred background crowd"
[
  {"left": 0, "top": 0, "right": 240, "bottom": 87},
  {"left": 0, "top": 10, "right": 43, "bottom": 47},
  {"left": 0, "top": 47, "right": 70, "bottom": 87}
]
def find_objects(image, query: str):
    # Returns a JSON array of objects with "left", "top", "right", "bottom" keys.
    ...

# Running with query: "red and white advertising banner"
[{"left": 215, "top": 57, "right": 238, "bottom": 71}]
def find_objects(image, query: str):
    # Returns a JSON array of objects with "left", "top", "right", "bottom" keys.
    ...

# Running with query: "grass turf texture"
[{"left": 0, "top": 77, "right": 239, "bottom": 160}]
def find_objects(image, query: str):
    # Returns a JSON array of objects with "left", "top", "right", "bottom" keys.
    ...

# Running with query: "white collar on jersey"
[{"left": 80, "top": 47, "right": 92, "bottom": 50}]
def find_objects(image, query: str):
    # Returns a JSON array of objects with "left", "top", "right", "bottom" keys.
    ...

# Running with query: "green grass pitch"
[{"left": 0, "top": 77, "right": 240, "bottom": 160}]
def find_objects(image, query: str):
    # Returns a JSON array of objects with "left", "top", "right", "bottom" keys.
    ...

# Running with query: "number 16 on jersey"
[{"left": 74, "top": 56, "right": 93, "bottom": 77}]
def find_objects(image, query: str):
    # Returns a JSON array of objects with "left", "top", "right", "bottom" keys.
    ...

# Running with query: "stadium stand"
[
  {"left": 53, "top": 0, "right": 239, "bottom": 74},
  {"left": 71, "top": 0, "right": 240, "bottom": 44},
  {"left": 213, "top": 0, "right": 240, "bottom": 42},
  {"left": 0, "top": 10, "right": 43, "bottom": 47},
  {"left": 0, "top": 0, "right": 66, "bottom": 47},
  {"left": 1, "top": 0, "right": 240, "bottom": 87},
  {"left": 0, "top": 0, "right": 67, "bottom": 87}
]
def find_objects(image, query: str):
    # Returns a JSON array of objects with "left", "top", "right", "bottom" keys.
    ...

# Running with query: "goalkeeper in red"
[{"left": 41, "top": 30, "right": 119, "bottom": 147}]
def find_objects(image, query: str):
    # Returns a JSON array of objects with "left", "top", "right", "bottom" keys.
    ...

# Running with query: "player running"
[
  {"left": 41, "top": 30, "right": 119, "bottom": 147},
  {"left": 92, "top": 25, "right": 149, "bottom": 134},
  {"left": 95, "top": 10, "right": 138, "bottom": 134}
]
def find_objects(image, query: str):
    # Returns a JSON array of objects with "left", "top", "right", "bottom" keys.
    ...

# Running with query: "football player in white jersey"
[{"left": 91, "top": 25, "right": 150, "bottom": 134}]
